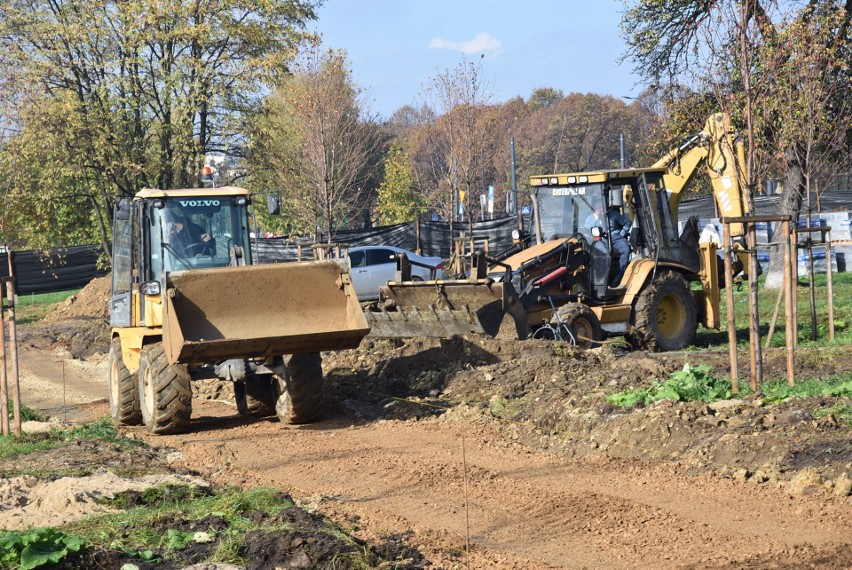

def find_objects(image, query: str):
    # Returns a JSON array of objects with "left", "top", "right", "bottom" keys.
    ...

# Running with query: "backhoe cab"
[{"left": 109, "top": 187, "right": 369, "bottom": 434}]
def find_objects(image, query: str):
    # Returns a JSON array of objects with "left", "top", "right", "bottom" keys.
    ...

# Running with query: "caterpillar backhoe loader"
[
  {"left": 108, "top": 186, "right": 369, "bottom": 434},
  {"left": 366, "top": 112, "right": 750, "bottom": 351}
]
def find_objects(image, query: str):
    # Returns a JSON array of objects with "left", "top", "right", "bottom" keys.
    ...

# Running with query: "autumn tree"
[
  {"left": 420, "top": 59, "right": 497, "bottom": 244},
  {"left": 252, "top": 48, "right": 382, "bottom": 241},
  {"left": 376, "top": 143, "right": 421, "bottom": 225},
  {"left": 622, "top": 0, "right": 852, "bottom": 287},
  {"left": 0, "top": 0, "right": 318, "bottom": 251}
]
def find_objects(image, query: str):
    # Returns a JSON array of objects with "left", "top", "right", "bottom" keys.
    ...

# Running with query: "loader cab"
[{"left": 109, "top": 187, "right": 253, "bottom": 329}]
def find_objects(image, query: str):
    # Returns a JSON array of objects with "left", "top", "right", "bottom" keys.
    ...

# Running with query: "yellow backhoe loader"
[
  {"left": 108, "top": 187, "right": 369, "bottom": 434},
  {"left": 366, "top": 112, "right": 750, "bottom": 351}
]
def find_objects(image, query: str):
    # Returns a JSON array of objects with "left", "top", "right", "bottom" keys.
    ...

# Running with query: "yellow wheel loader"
[
  {"left": 366, "top": 113, "right": 749, "bottom": 351},
  {"left": 108, "top": 187, "right": 369, "bottom": 434}
]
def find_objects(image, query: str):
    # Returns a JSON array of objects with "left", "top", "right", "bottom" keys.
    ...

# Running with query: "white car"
[{"left": 347, "top": 245, "right": 444, "bottom": 301}]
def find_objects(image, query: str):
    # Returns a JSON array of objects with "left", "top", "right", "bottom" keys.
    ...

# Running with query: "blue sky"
[{"left": 313, "top": 0, "right": 644, "bottom": 119}]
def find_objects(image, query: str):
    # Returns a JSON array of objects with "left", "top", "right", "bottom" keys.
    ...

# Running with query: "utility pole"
[
  {"left": 619, "top": 133, "right": 625, "bottom": 168},
  {"left": 511, "top": 137, "right": 522, "bottom": 231}
]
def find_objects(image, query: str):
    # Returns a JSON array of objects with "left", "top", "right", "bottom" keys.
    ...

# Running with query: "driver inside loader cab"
[
  {"left": 584, "top": 194, "right": 633, "bottom": 286},
  {"left": 164, "top": 207, "right": 214, "bottom": 256}
]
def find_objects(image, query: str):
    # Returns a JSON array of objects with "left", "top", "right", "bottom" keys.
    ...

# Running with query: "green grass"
[
  {"left": 695, "top": 272, "right": 852, "bottom": 349},
  {"left": 607, "top": 364, "right": 735, "bottom": 407},
  {"left": 607, "top": 365, "right": 852, "bottom": 410},
  {"left": 65, "top": 486, "right": 375, "bottom": 568},
  {"left": 0, "top": 417, "right": 140, "bottom": 460},
  {"left": 14, "top": 288, "right": 81, "bottom": 324}
]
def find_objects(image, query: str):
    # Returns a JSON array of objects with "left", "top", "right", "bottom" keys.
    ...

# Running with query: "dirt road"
[{"left": 13, "top": 343, "right": 852, "bottom": 569}]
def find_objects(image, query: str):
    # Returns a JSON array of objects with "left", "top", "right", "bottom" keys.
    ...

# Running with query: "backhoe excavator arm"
[{"left": 653, "top": 112, "right": 749, "bottom": 238}]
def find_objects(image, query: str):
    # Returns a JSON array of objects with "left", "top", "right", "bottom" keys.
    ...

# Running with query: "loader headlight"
[
  {"left": 511, "top": 229, "right": 520, "bottom": 241},
  {"left": 140, "top": 280, "right": 161, "bottom": 296},
  {"left": 591, "top": 226, "right": 603, "bottom": 239}
]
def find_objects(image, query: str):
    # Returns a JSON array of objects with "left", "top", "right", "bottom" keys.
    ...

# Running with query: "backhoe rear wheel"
[
  {"left": 108, "top": 337, "right": 141, "bottom": 425},
  {"left": 631, "top": 270, "right": 697, "bottom": 352},
  {"left": 551, "top": 303, "right": 603, "bottom": 349},
  {"left": 235, "top": 375, "right": 276, "bottom": 417},
  {"left": 273, "top": 353, "right": 323, "bottom": 425},
  {"left": 138, "top": 343, "right": 192, "bottom": 434}
]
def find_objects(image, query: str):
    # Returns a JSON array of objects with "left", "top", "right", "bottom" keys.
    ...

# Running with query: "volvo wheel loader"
[
  {"left": 366, "top": 112, "right": 750, "bottom": 351},
  {"left": 108, "top": 186, "right": 369, "bottom": 434}
]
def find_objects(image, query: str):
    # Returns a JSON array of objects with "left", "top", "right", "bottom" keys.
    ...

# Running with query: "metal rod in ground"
[
  {"left": 807, "top": 237, "right": 817, "bottom": 341},
  {"left": 461, "top": 435, "right": 471, "bottom": 570},
  {"left": 764, "top": 283, "right": 785, "bottom": 351},
  {"left": 783, "top": 220, "right": 795, "bottom": 387},
  {"left": 747, "top": 224, "right": 762, "bottom": 391},
  {"left": 4, "top": 278, "right": 21, "bottom": 436},
  {"left": 722, "top": 222, "right": 738, "bottom": 394},
  {"left": 825, "top": 230, "right": 835, "bottom": 341},
  {"left": 0, "top": 284, "right": 7, "bottom": 436}
]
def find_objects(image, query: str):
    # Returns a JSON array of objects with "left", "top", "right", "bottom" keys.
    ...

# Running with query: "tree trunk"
[{"left": 764, "top": 149, "right": 804, "bottom": 289}]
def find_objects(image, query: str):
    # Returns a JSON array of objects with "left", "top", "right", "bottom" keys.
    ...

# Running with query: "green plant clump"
[
  {"left": 0, "top": 528, "right": 83, "bottom": 570},
  {"left": 607, "top": 364, "right": 734, "bottom": 407},
  {"left": 0, "top": 417, "right": 140, "bottom": 460}
]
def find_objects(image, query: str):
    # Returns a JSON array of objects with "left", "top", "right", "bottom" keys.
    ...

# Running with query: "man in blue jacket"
[{"left": 585, "top": 196, "right": 632, "bottom": 286}]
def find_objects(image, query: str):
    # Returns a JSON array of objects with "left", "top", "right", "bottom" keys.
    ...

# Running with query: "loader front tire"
[
  {"left": 274, "top": 353, "right": 323, "bottom": 425},
  {"left": 108, "top": 337, "right": 141, "bottom": 425},
  {"left": 138, "top": 343, "right": 192, "bottom": 434},
  {"left": 551, "top": 303, "right": 602, "bottom": 349},
  {"left": 631, "top": 270, "right": 697, "bottom": 352},
  {"left": 235, "top": 375, "right": 276, "bottom": 417}
]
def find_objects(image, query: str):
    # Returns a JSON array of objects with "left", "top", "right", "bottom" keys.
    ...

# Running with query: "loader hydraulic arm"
[{"left": 653, "top": 112, "right": 749, "bottom": 238}]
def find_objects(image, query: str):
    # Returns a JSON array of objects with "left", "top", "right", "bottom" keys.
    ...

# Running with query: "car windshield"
[
  {"left": 536, "top": 183, "right": 607, "bottom": 240},
  {"left": 149, "top": 196, "right": 251, "bottom": 274}
]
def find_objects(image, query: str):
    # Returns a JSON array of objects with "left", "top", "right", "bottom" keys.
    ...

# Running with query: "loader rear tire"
[
  {"left": 274, "top": 353, "right": 323, "bottom": 425},
  {"left": 138, "top": 343, "right": 192, "bottom": 434},
  {"left": 235, "top": 375, "right": 276, "bottom": 417},
  {"left": 108, "top": 337, "right": 142, "bottom": 425},
  {"left": 631, "top": 270, "right": 697, "bottom": 352},
  {"left": 551, "top": 303, "right": 602, "bottom": 349}
]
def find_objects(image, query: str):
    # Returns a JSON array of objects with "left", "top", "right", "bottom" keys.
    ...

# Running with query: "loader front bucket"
[
  {"left": 365, "top": 279, "right": 529, "bottom": 339},
  {"left": 163, "top": 261, "right": 369, "bottom": 365}
]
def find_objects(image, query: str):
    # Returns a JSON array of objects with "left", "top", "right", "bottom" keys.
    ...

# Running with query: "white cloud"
[{"left": 428, "top": 32, "right": 502, "bottom": 54}]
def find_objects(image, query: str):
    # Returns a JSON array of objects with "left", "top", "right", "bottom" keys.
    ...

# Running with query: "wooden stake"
[
  {"left": 722, "top": 222, "right": 738, "bottom": 394},
  {"left": 0, "top": 283, "right": 7, "bottom": 436},
  {"left": 747, "top": 225, "right": 762, "bottom": 391},
  {"left": 825, "top": 229, "right": 835, "bottom": 341},
  {"left": 4, "top": 278, "right": 20, "bottom": 436},
  {"left": 764, "top": 284, "right": 785, "bottom": 351},
  {"left": 782, "top": 221, "right": 795, "bottom": 387},
  {"left": 791, "top": 230, "right": 798, "bottom": 345}
]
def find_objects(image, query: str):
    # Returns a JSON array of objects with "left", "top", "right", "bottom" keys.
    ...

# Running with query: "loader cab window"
[
  {"left": 150, "top": 196, "right": 251, "bottom": 274},
  {"left": 536, "top": 184, "right": 607, "bottom": 242}
]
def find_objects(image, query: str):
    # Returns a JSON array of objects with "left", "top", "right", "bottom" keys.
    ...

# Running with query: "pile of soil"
[{"left": 19, "top": 276, "right": 111, "bottom": 359}]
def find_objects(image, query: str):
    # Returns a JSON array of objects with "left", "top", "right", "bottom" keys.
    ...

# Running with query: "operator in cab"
[
  {"left": 164, "top": 208, "right": 215, "bottom": 256},
  {"left": 584, "top": 195, "right": 632, "bottom": 286}
]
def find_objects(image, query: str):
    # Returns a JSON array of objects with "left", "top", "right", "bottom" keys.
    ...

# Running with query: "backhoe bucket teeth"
[
  {"left": 163, "top": 261, "right": 369, "bottom": 364},
  {"left": 365, "top": 280, "right": 529, "bottom": 339}
]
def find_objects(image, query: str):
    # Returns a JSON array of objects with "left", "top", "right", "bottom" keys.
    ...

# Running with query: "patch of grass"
[
  {"left": 813, "top": 401, "right": 852, "bottom": 427},
  {"left": 0, "top": 417, "right": 141, "bottom": 459},
  {"left": 607, "top": 364, "right": 735, "bottom": 407},
  {"left": 5, "top": 401, "right": 46, "bottom": 422},
  {"left": 695, "top": 271, "right": 852, "bottom": 349},
  {"left": 760, "top": 373, "right": 852, "bottom": 403},
  {"left": 66, "top": 486, "right": 321, "bottom": 566},
  {"left": 14, "top": 288, "right": 81, "bottom": 325}
]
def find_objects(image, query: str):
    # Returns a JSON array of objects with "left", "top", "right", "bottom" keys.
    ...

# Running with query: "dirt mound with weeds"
[
  {"left": 324, "top": 336, "right": 852, "bottom": 489},
  {"left": 19, "top": 276, "right": 111, "bottom": 359}
]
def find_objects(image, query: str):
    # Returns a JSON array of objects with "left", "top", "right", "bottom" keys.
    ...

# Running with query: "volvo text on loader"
[
  {"left": 108, "top": 186, "right": 369, "bottom": 434},
  {"left": 365, "top": 112, "right": 750, "bottom": 351}
]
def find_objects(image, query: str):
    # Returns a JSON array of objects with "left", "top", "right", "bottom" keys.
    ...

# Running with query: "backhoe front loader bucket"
[
  {"left": 365, "top": 280, "right": 529, "bottom": 339},
  {"left": 163, "top": 261, "right": 369, "bottom": 365}
]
